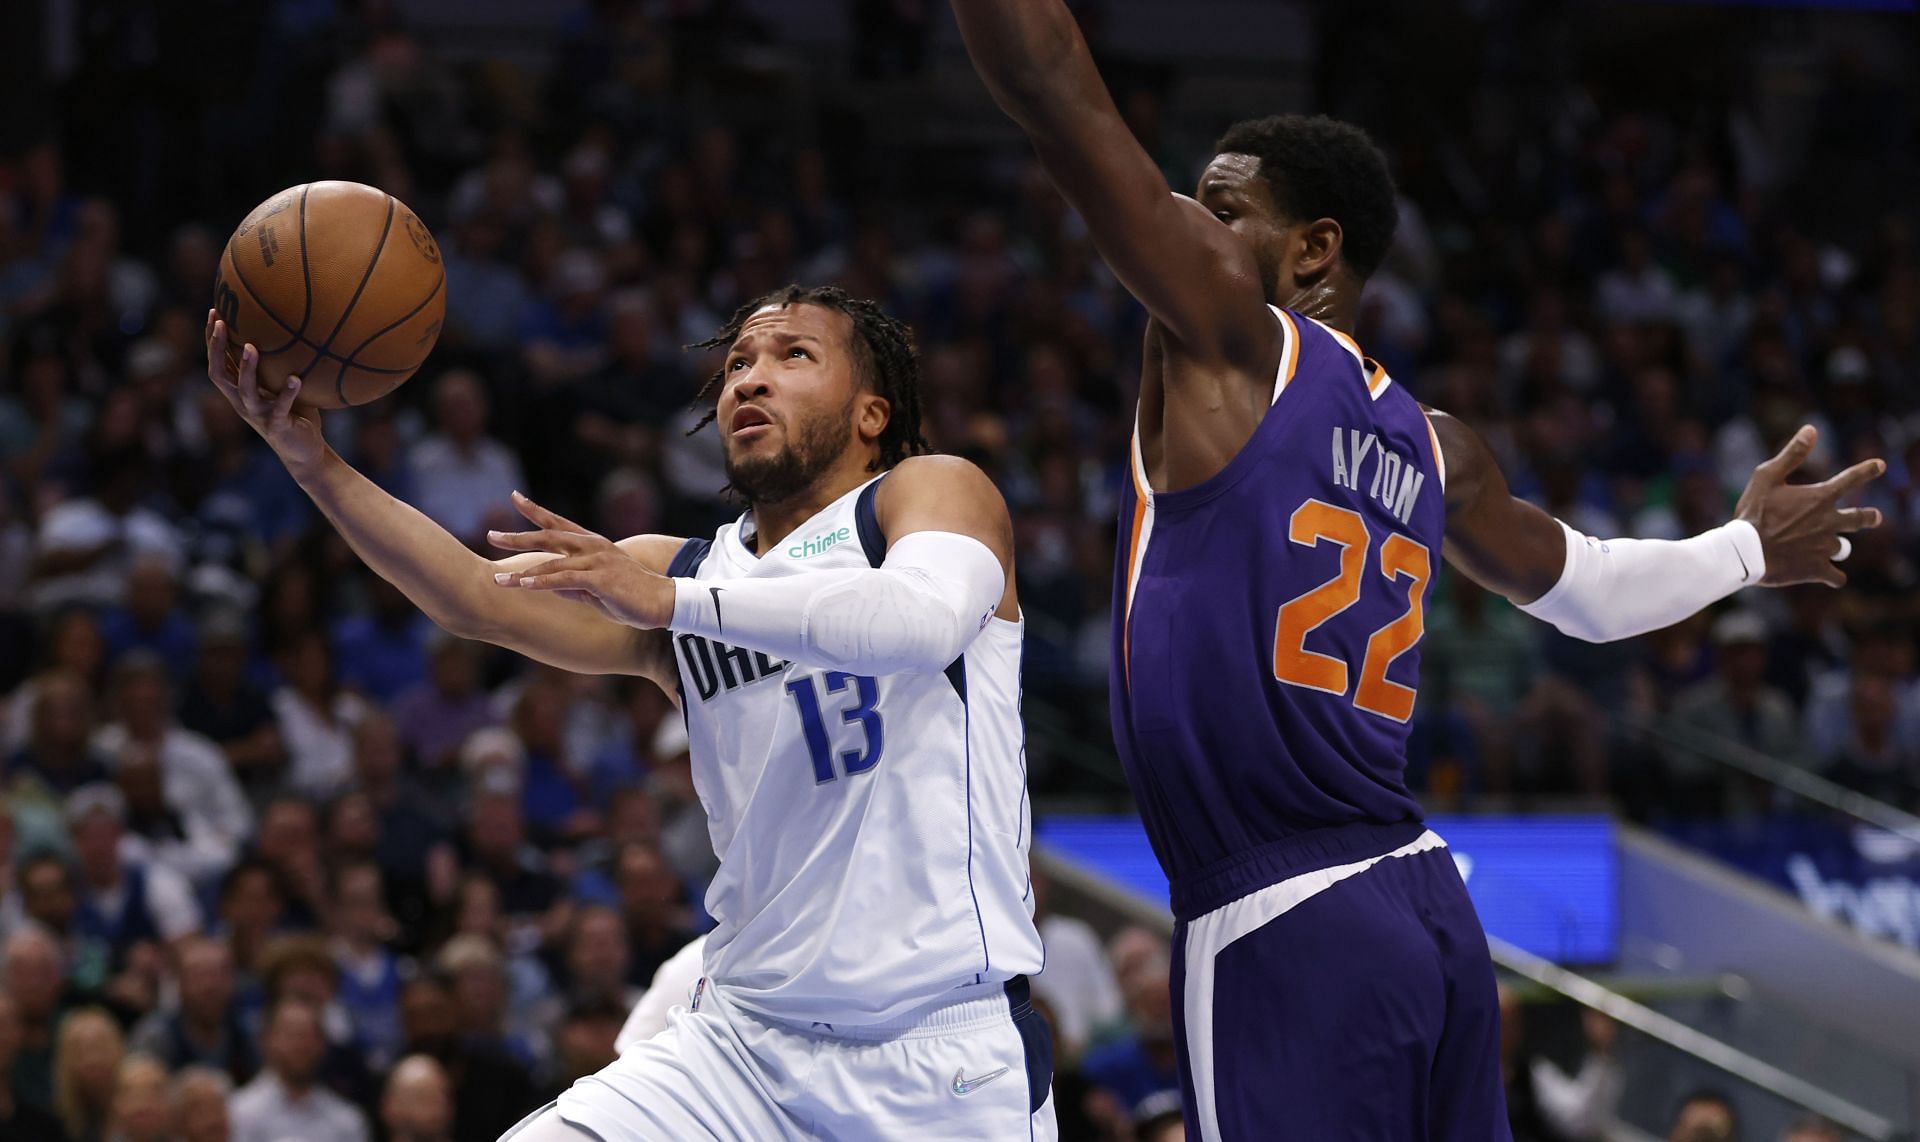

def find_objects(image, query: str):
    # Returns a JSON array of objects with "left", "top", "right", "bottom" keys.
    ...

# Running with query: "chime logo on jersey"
[{"left": 788, "top": 525, "right": 854, "bottom": 560}]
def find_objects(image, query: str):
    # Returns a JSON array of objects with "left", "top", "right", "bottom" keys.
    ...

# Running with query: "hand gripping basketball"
[
  {"left": 205, "top": 309, "right": 327, "bottom": 476},
  {"left": 1734, "top": 425, "right": 1885, "bottom": 588}
]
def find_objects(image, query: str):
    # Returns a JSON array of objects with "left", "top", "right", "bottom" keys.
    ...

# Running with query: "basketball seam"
[
  {"left": 296, "top": 185, "right": 314, "bottom": 340},
  {"left": 288, "top": 195, "right": 395, "bottom": 405},
  {"left": 335, "top": 270, "right": 445, "bottom": 405},
  {"left": 225, "top": 249, "right": 307, "bottom": 356},
  {"left": 224, "top": 185, "right": 317, "bottom": 357}
]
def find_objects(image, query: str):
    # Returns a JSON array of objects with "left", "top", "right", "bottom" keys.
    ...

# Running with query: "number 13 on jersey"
[{"left": 1272, "top": 499, "right": 1431, "bottom": 723}]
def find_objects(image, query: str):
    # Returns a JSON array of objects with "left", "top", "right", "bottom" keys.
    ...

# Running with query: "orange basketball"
[{"left": 213, "top": 181, "right": 446, "bottom": 409}]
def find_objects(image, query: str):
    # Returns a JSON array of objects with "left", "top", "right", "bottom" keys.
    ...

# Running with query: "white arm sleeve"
[
  {"left": 1517, "top": 519, "right": 1766, "bottom": 643},
  {"left": 669, "top": 531, "right": 1006, "bottom": 674}
]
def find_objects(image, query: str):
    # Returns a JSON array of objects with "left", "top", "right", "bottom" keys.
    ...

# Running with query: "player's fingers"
[
  {"left": 511, "top": 491, "right": 602, "bottom": 540},
  {"left": 1835, "top": 506, "right": 1882, "bottom": 532},
  {"left": 1756, "top": 425, "right": 1817, "bottom": 484},
  {"left": 1820, "top": 457, "right": 1887, "bottom": 499},
  {"left": 487, "top": 527, "right": 594, "bottom": 555},
  {"left": 492, "top": 553, "right": 595, "bottom": 586},
  {"left": 235, "top": 343, "right": 267, "bottom": 412},
  {"left": 270, "top": 375, "right": 303, "bottom": 425},
  {"left": 514, "top": 568, "right": 594, "bottom": 593}
]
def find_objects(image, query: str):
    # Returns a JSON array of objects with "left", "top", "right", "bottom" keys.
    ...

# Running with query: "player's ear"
[
  {"left": 855, "top": 393, "right": 891, "bottom": 446},
  {"left": 1297, "top": 218, "right": 1344, "bottom": 282}
]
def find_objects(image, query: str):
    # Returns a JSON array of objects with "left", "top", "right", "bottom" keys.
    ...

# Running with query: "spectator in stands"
[
  {"left": 409, "top": 370, "right": 523, "bottom": 548},
  {"left": 51, "top": 1006, "right": 123, "bottom": 1142},
  {"left": 168, "top": 1067, "right": 231, "bottom": 1142},
  {"left": 1780, "top": 1117, "right": 1843, "bottom": 1142},
  {"left": 270, "top": 631, "right": 367, "bottom": 802},
  {"left": 542, "top": 998, "right": 626, "bottom": 1101},
  {"left": 97, "top": 556, "right": 195, "bottom": 679},
  {"left": 1132, "top": 1091, "right": 1185, "bottom": 1142},
  {"left": 1668, "top": 1089, "right": 1740, "bottom": 1142},
  {"left": 1029, "top": 866, "right": 1123, "bottom": 1060},
  {"left": 1823, "top": 672, "right": 1920, "bottom": 807},
  {"left": 255, "top": 936, "right": 373, "bottom": 1109},
  {"left": 105, "top": 1054, "right": 172, "bottom": 1142},
  {"left": 9, "top": 672, "right": 111, "bottom": 799},
  {"left": 458, "top": 775, "right": 563, "bottom": 948},
  {"left": 250, "top": 797, "right": 326, "bottom": 932},
  {"left": 559, "top": 905, "right": 640, "bottom": 1012},
  {"left": 25, "top": 451, "right": 183, "bottom": 614},
  {"left": 611, "top": 841, "right": 696, "bottom": 988},
  {"left": 128, "top": 936, "right": 257, "bottom": 1085},
  {"left": 213, "top": 860, "right": 286, "bottom": 1024},
  {"left": 4, "top": 611, "right": 106, "bottom": 755},
  {"left": 0, "top": 989, "right": 66, "bottom": 1138},
  {"left": 380, "top": 1054, "right": 454, "bottom": 1142},
  {"left": 388, "top": 633, "right": 495, "bottom": 779},
  {"left": 5, "top": 926, "right": 69, "bottom": 1109},
  {"left": 176, "top": 610, "right": 283, "bottom": 800},
  {"left": 1661, "top": 612, "right": 1805, "bottom": 814},
  {"left": 228, "top": 997, "right": 369, "bottom": 1142},
  {"left": 94, "top": 652, "right": 252, "bottom": 877},
  {"left": 18, "top": 853, "right": 99, "bottom": 986},
  {"left": 438, "top": 934, "right": 541, "bottom": 1071},
  {"left": 332, "top": 578, "right": 431, "bottom": 704},
  {"left": 397, "top": 974, "right": 533, "bottom": 1142},
  {"left": 68, "top": 786, "right": 201, "bottom": 966},
  {"left": 1081, "top": 958, "right": 1180, "bottom": 1116},
  {"left": 1498, "top": 986, "right": 1623, "bottom": 1141},
  {"left": 328, "top": 861, "right": 406, "bottom": 1070}
]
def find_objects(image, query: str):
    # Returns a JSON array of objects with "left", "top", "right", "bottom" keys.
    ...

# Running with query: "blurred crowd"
[{"left": 0, "top": 0, "right": 1914, "bottom": 1138}]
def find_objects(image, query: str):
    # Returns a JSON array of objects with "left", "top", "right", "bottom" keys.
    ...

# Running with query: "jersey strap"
[
  {"left": 855, "top": 476, "right": 889, "bottom": 567},
  {"left": 667, "top": 537, "right": 714, "bottom": 577}
]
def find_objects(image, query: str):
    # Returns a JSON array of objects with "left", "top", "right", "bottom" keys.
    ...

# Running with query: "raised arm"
[
  {"left": 205, "top": 315, "right": 672, "bottom": 684},
  {"left": 948, "top": 0, "right": 1275, "bottom": 364},
  {"left": 1431, "top": 409, "right": 1884, "bottom": 641}
]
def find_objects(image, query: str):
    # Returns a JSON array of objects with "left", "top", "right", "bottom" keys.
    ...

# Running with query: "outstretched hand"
[
  {"left": 1735, "top": 425, "right": 1885, "bottom": 588},
  {"left": 488, "top": 493, "right": 676, "bottom": 628},
  {"left": 204, "top": 310, "right": 327, "bottom": 474}
]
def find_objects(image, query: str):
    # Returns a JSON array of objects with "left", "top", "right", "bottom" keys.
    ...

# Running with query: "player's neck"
[
  {"left": 745, "top": 460, "right": 881, "bottom": 555},
  {"left": 1278, "top": 279, "right": 1359, "bottom": 334}
]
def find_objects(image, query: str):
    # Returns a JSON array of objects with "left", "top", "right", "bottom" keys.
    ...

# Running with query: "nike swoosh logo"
[
  {"left": 1734, "top": 546, "right": 1751, "bottom": 582},
  {"left": 951, "top": 1066, "right": 1011, "bottom": 1096},
  {"left": 709, "top": 586, "right": 725, "bottom": 632}
]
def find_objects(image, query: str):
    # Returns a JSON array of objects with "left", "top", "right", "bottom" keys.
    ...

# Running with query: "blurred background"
[{"left": 0, "top": 0, "right": 1916, "bottom": 1140}]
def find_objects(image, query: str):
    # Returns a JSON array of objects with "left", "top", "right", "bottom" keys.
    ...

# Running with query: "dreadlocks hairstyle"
[
  {"left": 1214, "top": 115, "right": 1399, "bottom": 280},
  {"left": 690, "top": 284, "right": 930, "bottom": 472}
]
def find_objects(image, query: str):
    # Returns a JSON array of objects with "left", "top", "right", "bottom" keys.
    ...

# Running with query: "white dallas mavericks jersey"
[{"left": 666, "top": 473, "right": 1044, "bottom": 1026}]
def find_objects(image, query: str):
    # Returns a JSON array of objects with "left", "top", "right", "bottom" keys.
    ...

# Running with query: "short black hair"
[
  {"left": 691, "top": 284, "right": 930, "bottom": 473},
  {"left": 1214, "top": 114, "right": 1399, "bottom": 279},
  {"left": 1675, "top": 1088, "right": 1740, "bottom": 1134}
]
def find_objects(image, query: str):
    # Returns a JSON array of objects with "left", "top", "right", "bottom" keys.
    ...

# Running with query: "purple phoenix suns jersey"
[{"left": 1112, "top": 308, "right": 1449, "bottom": 920}]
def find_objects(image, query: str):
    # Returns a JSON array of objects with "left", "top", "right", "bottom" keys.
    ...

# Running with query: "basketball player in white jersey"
[{"left": 203, "top": 285, "right": 1054, "bottom": 1140}]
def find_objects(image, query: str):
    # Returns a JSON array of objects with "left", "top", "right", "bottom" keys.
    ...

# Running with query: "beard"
[{"left": 724, "top": 397, "right": 855, "bottom": 506}]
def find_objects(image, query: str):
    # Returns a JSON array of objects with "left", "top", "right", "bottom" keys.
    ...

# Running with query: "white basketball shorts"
[{"left": 505, "top": 975, "right": 1057, "bottom": 1141}]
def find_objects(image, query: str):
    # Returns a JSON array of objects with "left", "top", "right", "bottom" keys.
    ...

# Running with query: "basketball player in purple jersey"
[{"left": 950, "top": 3, "right": 1885, "bottom": 1138}]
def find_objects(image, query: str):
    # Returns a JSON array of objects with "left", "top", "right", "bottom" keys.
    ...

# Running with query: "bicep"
[{"left": 1429, "top": 409, "right": 1569, "bottom": 604}]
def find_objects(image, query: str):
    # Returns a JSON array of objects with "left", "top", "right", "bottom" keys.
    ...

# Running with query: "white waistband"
[{"left": 718, "top": 977, "right": 1017, "bottom": 1042}]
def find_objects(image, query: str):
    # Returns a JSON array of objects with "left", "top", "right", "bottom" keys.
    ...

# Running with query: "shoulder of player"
[
  {"left": 1420, "top": 406, "right": 1491, "bottom": 512},
  {"left": 878, "top": 454, "right": 1005, "bottom": 506},
  {"left": 614, "top": 533, "right": 692, "bottom": 574},
  {"left": 874, "top": 456, "right": 1013, "bottom": 543}
]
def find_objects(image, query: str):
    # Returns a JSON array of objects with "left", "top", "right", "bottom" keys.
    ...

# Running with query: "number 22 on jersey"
[{"left": 1272, "top": 499, "right": 1431, "bottom": 723}]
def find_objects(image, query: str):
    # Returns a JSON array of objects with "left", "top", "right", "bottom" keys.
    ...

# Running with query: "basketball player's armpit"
[{"left": 670, "top": 532, "right": 1006, "bottom": 675}]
